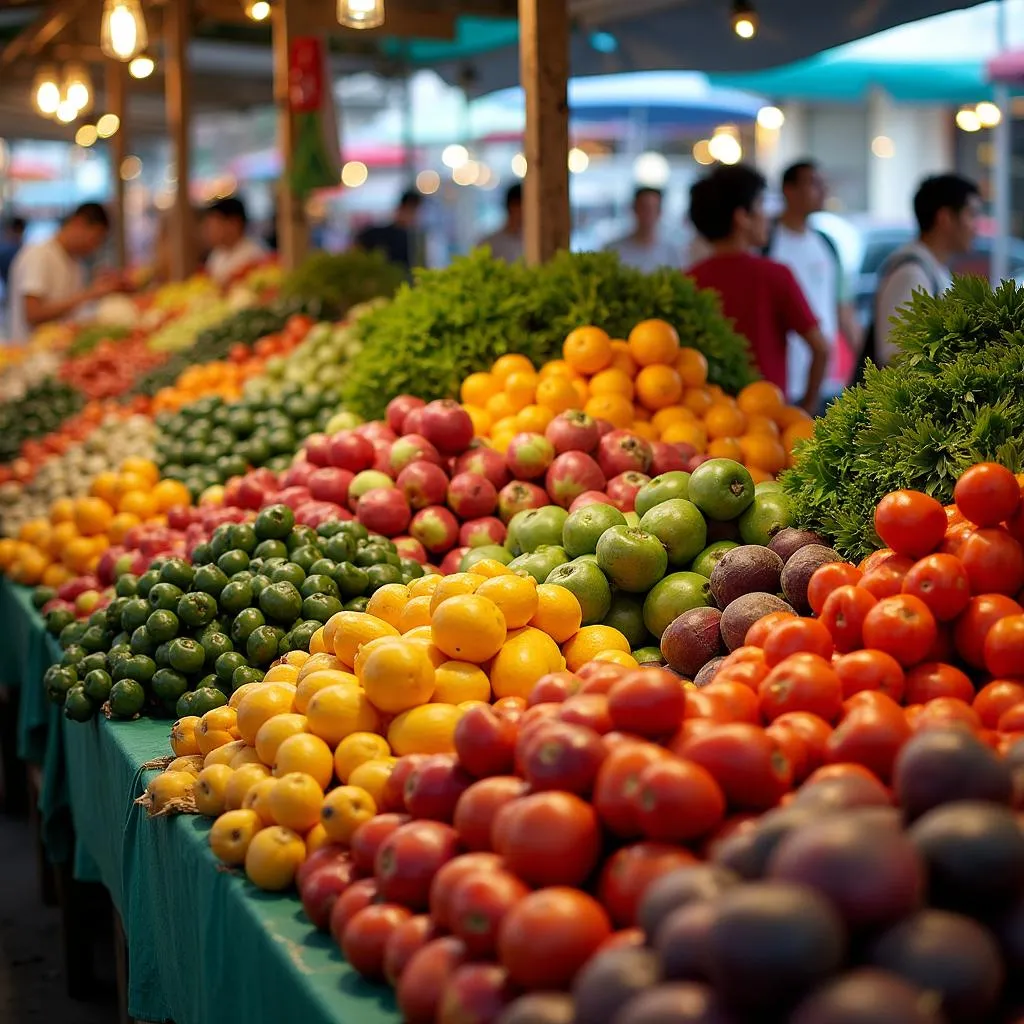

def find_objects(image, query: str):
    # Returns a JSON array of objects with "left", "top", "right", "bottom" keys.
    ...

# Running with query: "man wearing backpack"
[
  {"left": 866, "top": 174, "right": 980, "bottom": 375},
  {"left": 765, "top": 160, "right": 860, "bottom": 407}
]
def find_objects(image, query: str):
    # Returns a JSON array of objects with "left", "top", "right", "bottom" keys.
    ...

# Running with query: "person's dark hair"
[
  {"left": 205, "top": 196, "right": 248, "bottom": 224},
  {"left": 5, "top": 216, "right": 27, "bottom": 234},
  {"left": 688, "top": 164, "right": 766, "bottom": 242},
  {"left": 634, "top": 186, "right": 663, "bottom": 204},
  {"left": 505, "top": 183, "right": 523, "bottom": 211},
  {"left": 68, "top": 202, "right": 110, "bottom": 229},
  {"left": 913, "top": 174, "right": 980, "bottom": 233},
  {"left": 399, "top": 190, "right": 423, "bottom": 210},
  {"left": 782, "top": 160, "right": 817, "bottom": 189}
]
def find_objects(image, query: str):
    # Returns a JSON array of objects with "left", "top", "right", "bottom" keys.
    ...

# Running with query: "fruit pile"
[
  {"left": 57, "top": 336, "right": 168, "bottom": 401},
  {"left": 459, "top": 321, "right": 813, "bottom": 482},
  {"left": 0, "top": 378, "right": 84, "bottom": 464}
]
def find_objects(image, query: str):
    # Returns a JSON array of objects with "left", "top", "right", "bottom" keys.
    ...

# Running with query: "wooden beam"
[
  {"left": 105, "top": 60, "right": 128, "bottom": 270},
  {"left": 165, "top": 0, "right": 195, "bottom": 281},
  {"left": 518, "top": 0, "right": 570, "bottom": 265},
  {"left": 1, "top": 0, "right": 84, "bottom": 66}
]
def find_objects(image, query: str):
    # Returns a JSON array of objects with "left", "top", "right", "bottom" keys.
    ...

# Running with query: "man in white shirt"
[
  {"left": 767, "top": 161, "right": 861, "bottom": 404},
  {"left": 202, "top": 196, "right": 267, "bottom": 287},
  {"left": 870, "top": 173, "right": 980, "bottom": 369},
  {"left": 6, "top": 202, "right": 119, "bottom": 343},
  {"left": 478, "top": 184, "right": 524, "bottom": 263},
  {"left": 606, "top": 187, "right": 684, "bottom": 272}
]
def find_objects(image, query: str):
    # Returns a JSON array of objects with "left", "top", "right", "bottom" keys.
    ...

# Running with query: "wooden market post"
[
  {"left": 105, "top": 60, "right": 128, "bottom": 271},
  {"left": 165, "top": 0, "right": 195, "bottom": 280},
  {"left": 518, "top": 0, "right": 571, "bottom": 265}
]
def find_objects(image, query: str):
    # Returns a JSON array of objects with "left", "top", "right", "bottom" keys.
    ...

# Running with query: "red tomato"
[
  {"left": 744, "top": 610, "right": 798, "bottom": 648},
  {"left": 860, "top": 553, "right": 916, "bottom": 600},
  {"left": 715, "top": 659, "right": 771, "bottom": 691},
  {"left": 328, "top": 878, "right": 380, "bottom": 949},
  {"left": 521, "top": 721, "right": 606, "bottom": 795},
  {"left": 492, "top": 696, "right": 527, "bottom": 719},
  {"left": 452, "top": 776, "right": 528, "bottom": 852},
  {"left": 984, "top": 614, "right": 1024, "bottom": 678},
  {"left": 820, "top": 584, "right": 878, "bottom": 653},
  {"left": 1007, "top": 488, "right": 1024, "bottom": 544},
  {"left": 375, "top": 821, "right": 461, "bottom": 911},
  {"left": 861, "top": 594, "right": 938, "bottom": 668},
  {"left": 804, "top": 762, "right": 885, "bottom": 788},
  {"left": 398, "top": 937, "right": 469, "bottom": 1024},
  {"left": 528, "top": 670, "right": 580, "bottom": 706},
  {"left": 901, "top": 553, "right": 971, "bottom": 621},
  {"left": 342, "top": 903, "right": 413, "bottom": 981},
  {"left": 807, "top": 562, "right": 863, "bottom": 615},
  {"left": 667, "top": 717, "right": 720, "bottom": 754},
  {"left": 350, "top": 813, "right": 411, "bottom": 875},
  {"left": 959, "top": 528, "right": 1024, "bottom": 596},
  {"left": 492, "top": 792, "right": 601, "bottom": 887},
  {"left": 684, "top": 689, "right": 733, "bottom": 722},
  {"left": 998, "top": 703, "right": 1024, "bottom": 732},
  {"left": 954, "top": 594, "right": 1024, "bottom": 668},
  {"left": 380, "top": 757, "right": 428, "bottom": 812},
  {"left": 404, "top": 755, "right": 473, "bottom": 823},
  {"left": 701, "top": 680, "right": 761, "bottom": 723},
  {"left": 633, "top": 758, "right": 726, "bottom": 842},
  {"left": 448, "top": 870, "right": 530, "bottom": 958},
  {"left": 677, "top": 722, "right": 793, "bottom": 810},
  {"left": 453, "top": 705, "right": 518, "bottom": 779},
  {"left": 939, "top": 522, "right": 974, "bottom": 559},
  {"left": 383, "top": 915, "right": 441, "bottom": 988},
  {"left": 597, "top": 842, "right": 698, "bottom": 928},
  {"left": 834, "top": 649, "right": 906, "bottom": 703},
  {"left": 557, "top": 692, "right": 614, "bottom": 734},
  {"left": 758, "top": 653, "right": 844, "bottom": 723},
  {"left": 428, "top": 853, "right": 504, "bottom": 931},
  {"left": 974, "top": 680, "right": 1024, "bottom": 729},
  {"left": 593, "top": 741, "right": 669, "bottom": 837},
  {"left": 766, "top": 720, "right": 812, "bottom": 783},
  {"left": 497, "top": 888, "right": 612, "bottom": 990},
  {"left": 607, "top": 668, "right": 686, "bottom": 738},
  {"left": 438, "top": 964, "right": 516, "bottom": 1024},
  {"left": 767, "top": 711, "right": 833, "bottom": 783},
  {"left": 874, "top": 490, "right": 947, "bottom": 558},
  {"left": 903, "top": 661, "right": 975, "bottom": 705},
  {"left": 762, "top": 618, "right": 835, "bottom": 667},
  {"left": 577, "top": 661, "right": 632, "bottom": 694},
  {"left": 954, "top": 462, "right": 1022, "bottom": 527},
  {"left": 911, "top": 697, "right": 981, "bottom": 733},
  {"left": 825, "top": 695, "right": 910, "bottom": 782}
]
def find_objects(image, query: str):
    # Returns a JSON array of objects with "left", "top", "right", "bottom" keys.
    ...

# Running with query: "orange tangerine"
[
  {"left": 196, "top": 706, "right": 241, "bottom": 756},
  {"left": 660, "top": 421, "right": 707, "bottom": 450},
  {"left": 783, "top": 419, "right": 815, "bottom": 450},
  {"left": 193, "top": 764, "right": 235, "bottom": 817},
  {"left": 475, "top": 573, "right": 539, "bottom": 629},
  {"left": 305, "top": 824, "right": 331, "bottom": 856},
  {"left": 242, "top": 777, "right": 280, "bottom": 827},
  {"left": 268, "top": 772, "right": 324, "bottom": 833},
  {"left": 387, "top": 703, "right": 462, "bottom": 756},
  {"left": 365, "top": 583, "right": 410, "bottom": 629},
  {"left": 73, "top": 496, "right": 113, "bottom": 537},
  {"left": 504, "top": 371, "right": 538, "bottom": 411},
  {"left": 108, "top": 512, "right": 142, "bottom": 545},
  {"left": 320, "top": 785, "right": 377, "bottom": 845},
  {"left": 431, "top": 594, "right": 507, "bottom": 663},
  {"left": 333, "top": 732, "right": 392, "bottom": 784},
  {"left": 461, "top": 371, "right": 501, "bottom": 406},
  {"left": 224, "top": 763, "right": 272, "bottom": 811},
  {"left": 254, "top": 712, "right": 307, "bottom": 766},
  {"left": 747, "top": 465, "right": 777, "bottom": 484},
  {"left": 89, "top": 472, "right": 121, "bottom": 504},
  {"left": 492, "top": 353, "right": 535, "bottom": 382},
  {"left": 115, "top": 471, "right": 149, "bottom": 497},
  {"left": 63, "top": 536, "right": 98, "bottom": 573},
  {"left": 635, "top": 365, "right": 683, "bottom": 411},
  {"left": 18, "top": 518, "right": 49, "bottom": 547},
  {"left": 48, "top": 520, "right": 78, "bottom": 556},
  {"left": 152, "top": 479, "right": 192, "bottom": 512},
  {"left": 570, "top": 378, "right": 590, "bottom": 407},
  {"left": 593, "top": 650, "right": 639, "bottom": 668},
  {"left": 408, "top": 574, "right": 442, "bottom": 599},
  {"left": 42, "top": 564, "right": 72, "bottom": 588},
  {"left": 468, "top": 558, "right": 513, "bottom": 579},
  {"left": 294, "top": 669, "right": 359, "bottom": 715},
  {"left": 515, "top": 404, "right": 554, "bottom": 434},
  {"left": 707, "top": 437, "right": 744, "bottom": 462},
  {"left": 49, "top": 497, "right": 75, "bottom": 524},
  {"left": 562, "top": 624, "right": 632, "bottom": 672},
  {"left": 432, "top": 661, "right": 492, "bottom": 705},
  {"left": 398, "top": 594, "right": 433, "bottom": 633},
  {"left": 608, "top": 340, "right": 638, "bottom": 377},
  {"left": 360, "top": 640, "right": 435, "bottom": 714},
  {"left": 272, "top": 732, "right": 334, "bottom": 789},
  {"left": 263, "top": 663, "right": 300, "bottom": 685},
  {"left": 346, "top": 759, "right": 397, "bottom": 806},
  {"left": 489, "top": 627, "right": 565, "bottom": 701},
  {"left": 229, "top": 746, "right": 265, "bottom": 769},
  {"left": 584, "top": 394, "right": 634, "bottom": 429},
  {"left": 778, "top": 405, "right": 813, "bottom": 429},
  {"left": 296, "top": 652, "right": 343, "bottom": 681},
  {"left": 244, "top": 825, "right": 306, "bottom": 891},
  {"left": 120, "top": 456, "right": 160, "bottom": 486},
  {"left": 464, "top": 405, "right": 492, "bottom": 437},
  {"left": 306, "top": 685, "right": 381, "bottom": 747},
  {"left": 675, "top": 348, "right": 709, "bottom": 388},
  {"left": 537, "top": 359, "right": 577, "bottom": 380},
  {"left": 535, "top": 375, "right": 579, "bottom": 415},
  {"left": 490, "top": 428, "right": 516, "bottom": 454},
  {"left": 563, "top": 326, "right": 613, "bottom": 375},
  {"left": 170, "top": 716, "right": 202, "bottom": 757},
  {"left": 428, "top": 573, "right": 483, "bottom": 614},
  {"left": 628, "top": 319, "right": 680, "bottom": 367},
  {"left": 682, "top": 387, "right": 714, "bottom": 417},
  {"left": 529, "top": 583, "right": 583, "bottom": 643},
  {"left": 236, "top": 684, "right": 296, "bottom": 746},
  {"left": 745, "top": 415, "right": 781, "bottom": 438},
  {"left": 118, "top": 490, "right": 156, "bottom": 520},
  {"left": 651, "top": 406, "right": 695, "bottom": 433},
  {"left": 209, "top": 809, "right": 262, "bottom": 866},
  {"left": 739, "top": 434, "right": 787, "bottom": 475},
  {"left": 737, "top": 380, "right": 786, "bottom": 419},
  {"left": 328, "top": 612, "right": 400, "bottom": 667},
  {"left": 704, "top": 404, "right": 747, "bottom": 440},
  {"left": 589, "top": 367, "right": 635, "bottom": 401},
  {"left": 486, "top": 391, "right": 517, "bottom": 423}
]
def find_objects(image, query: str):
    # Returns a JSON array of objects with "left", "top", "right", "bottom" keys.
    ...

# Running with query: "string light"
[
  {"left": 244, "top": 0, "right": 271, "bottom": 21},
  {"left": 416, "top": 170, "right": 441, "bottom": 195},
  {"left": 100, "top": 0, "right": 148, "bottom": 61},
  {"left": 731, "top": 0, "right": 758, "bottom": 39},
  {"left": 568, "top": 147, "right": 590, "bottom": 174},
  {"left": 128, "top": 54, "right": 155, "bottom": 79},
  {"left": 511, "top": 153, "right": 527, "bottom": 178},
  {"left": 976, "top": 102, "right": 1002, "bottom": 127},
  {"left": 64, "top": 64, "right": 93, "bottom": 113},
  {"left": 708, "top": 127, "right": 742, "bottom": 165},
  {"left": 341, "top": 161, "right": 369, "bottom": 187},
  {"left": 96, "top": 113, "right": 121, "bottom": 138},
  {"left": 955, "top": 109, "right": 982, "bottom": 133},
  {"left": 32, "top": 65, "right": 61, "bottom": 116},
  {"left": 337, "top": 0, "right": 385, "bottom": 29},
  {"left": 756, "top": 106, "right": 785, "bottom": 130}
]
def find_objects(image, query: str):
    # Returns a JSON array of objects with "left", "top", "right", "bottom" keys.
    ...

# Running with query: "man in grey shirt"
[
  {"left": 479, "top": 184, "right": 524, "bottom": 263},
  {"left": 606, "top": 187, "right": 684, "bottom": 272}
]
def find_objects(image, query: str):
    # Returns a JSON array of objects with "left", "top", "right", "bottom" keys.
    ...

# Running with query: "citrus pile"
[{"left": 459, "top": 320, "right": 814, "bottom": 482}]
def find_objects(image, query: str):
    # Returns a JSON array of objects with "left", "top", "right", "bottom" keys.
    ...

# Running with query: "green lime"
[
  {"left": 228, "top": 523, "right": 257, "bottom": 553},
  {"left": 176, "top": 591, "right": 218, "bottom": 629},
  {"left": 255, "top": 504, "right": 295, "bottom": 540},
  {"left": 136, "top": 569, "right": 161, "bottom": 598},
  {"left": 562, "top": 503, "right": 628, "bottom": 559},
  {"left": 151, "top": 668, "right": 189, "bottom": 702},
  {"left": 32, "top": 585, "right": 56, "bottom": 609},
  {"left": 130, "top": 626, "right": 156, "bottom": 657},
  {"left": 508, "top": 506, "right": 569, "bottom": 556},
  {"left": 332, "top": 562, "right": 368, "bottom": 599},
  {"left": 88, "top": 609, "right": 108, "bottom": 631},
  {"left": 545, "top": 558, "right": 612, "bottom": 626},
  {"left": 148, "top": 582, "right": 184, "bottom": 612},
  {"left": 688, "top": 459, "right": 755, "bottom": 521},
  {"left": 353, "top": 543, "right": 390, "bottom": 568},
  {"left": 287, "top": 545, "right": 320, "bottom": 574},
  {"left": 59, "top": 621, "right": 88, "bottom": 648},
  {"left": 79, "top": 625, "right": 108, "bottom": 652},
  {"left": 146, "top": 609, "right": 180, "bottom": 644},
  {"left": 300, "top": 574, "right": 340, "bottom": 600},
  {"left": 190, "top": 542, "right": 213, "bottom": 567},
  {"left": 115, "top": 574, "right": 138, "bottom": 598},
  {"left": 399, "top": 558, "right": 424, "bottom": 580},
  {"left": 217, "top": 549, "right": 250, "bottom": 576},
  {"left": 508, "top": 545, "right": 569, "bottom": 585},
  {"left": 109, "top": 679, "right": 146, "bottom": 718},
  {"left": 60, "top": 644, "right": 87, "bottom": 668},
  {"left": 338, "top": 521, "right": 369, "bottom": 543},
  {"left": 154, "top": 642, "right": 172, "bottom": 668},
  {"left": 249, "top": 574, "right": 270, "bottom": 598},
  {"left": 301, "top": 593, "right": 343, "bottom": 623},
  {"left": 107, "top": 644, "right": 132, "bottom": 670},
  {"left": 120, "top": 598, "right": 150, "bottom": 633},
  {"left": 343, "top": 596, "right": 369, "bottom": 612},
  {"left": 44, "top": 664, "right": 77, "bottom": 701},
  {"left": 254, "top": 539, "right": 289, "bottom": 561},
  {"left": 259, "top": 581, "right": 303, "bottom": 624},
  {"left": 64, "top": 686, "right": 96, "bottom": 722},
  {"left": 308, "top": 558, "right": 338, "bottom": 578},
  {"left": 247, "top": 625, "right": 286, "bottom": 666},
  {"left": 288, "top": 620, "right": 320, "bottom": 653},
  {"left": 322, "top": 533, "right": 356, "bottom": 563},
  {"left": 78, "top": 652, "right": 108, "bottom": 675},
  {"left": 460, "top": 546, "right": 513, "bottom": 572},
  {"left": 200, "top": 631, "right": 233, "bottom": 666},
  {"left": 639, "top": 499, "right": 708, "bottom": 568},
  {"left": 633, "top": 646, "right": 665, "bottom": 666},
  {"left": 364, "top": 563, "right": 402, "bottom": 594},
  {"left": 219, "top": 579, "right": 253, "bottom": 615},
  {"left": 230, "top": 607, "right": 265, "bottom": 646},
  {"left": 105, "top": 598, "right": 130, "bottom": 633},
  {"left": 231, "top": 665, "right": 265, "bottom": 691},
  {"left": 270, "top": 562, "right": 305, "bottom": 588},
  {"left": 602, "top": 592, "right": 652, "bottom": 649},
  {"left": 690, "top": 541, "right": 740, "bottom": 579},
  {"left": 122, "top": 655, "right": 156, "bottom": 685},
  {"left": 47, "top": 609, "right": 76, "bottom": 637},
  {"left": 634, "top": 472, "right": 693, "bottom": 519},
  {"left": 193, "top": 564, "right": 229, "bottom": 598},
  {"left": 737, "top": 491, "right": 795, "bottom": 546},
  {"left": 188, "top": 687, "right": 227, "bottom": 716},
  {"left": 208, "top": 525, "right": 232, "bottom": 561},
  {"left": 159, "top": 558, "right": 195, "bottom": 590},
  {"left": 286, "top": 525, "right": 318, "bottom": 552},
  {"left": 82, "top": 669, "right": 112, "bottom": 702},
  {"left": 596, "top": 527, "right": 668, "bottom": 594},
  {"left": 167, "top": 638, "right": 206, "bottom": 675},
  {"left": 215, "top": 651, "right": 247, "bottom": 685},
  {"left": 642, "top": 572, "right": 713, "bottom": 639}
]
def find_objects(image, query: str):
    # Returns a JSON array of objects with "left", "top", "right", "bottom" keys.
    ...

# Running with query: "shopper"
[
  {"left": 865, "top": 173, "right": 980, "bottom": 373},
  {"left": 202, "top": 196, "right": 267, "bottom": 286},
  {"left": 478, "top": 184, "right": 524, "bottom": 263},
  {"left": 687, "top": 165, "right": 828, "bottom": 413},
  {"left": 354, "top": 190, "right": 423, "bottom": 271},
  {"left": 0, "top": 215, "right": 27, "bottom": 291},
  {"left": 6, "top": 203, "right": 119, "bottom": 343},
  {"left": 605, "top": 187, "right": 684, "bottom": 272},
  {"left": 765, "top": 160, "right": 860, "bottom": 403}
]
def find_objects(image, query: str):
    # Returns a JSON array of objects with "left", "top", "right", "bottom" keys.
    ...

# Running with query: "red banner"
[{"left": 289, "top": 37, "right": 324, "bottom": 114}]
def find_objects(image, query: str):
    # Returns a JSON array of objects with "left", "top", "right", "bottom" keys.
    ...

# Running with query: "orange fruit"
[
  {"left": 19, "top": 518, "right": 50, "bottom": 547},
  {"left": 515, "top": 404, "right": 554, "bottom": 433},
  {"left": 272, "top": 732, "right": 335, "bottom": 789},
  {"left": 49, "top": 497, "right": 75, "bottom": 524},
  {"left": 660, "top": 421, "right": 707, "bottom": 451},
  {"left": 783, "top": 419, "right": 815, "bottom": 451},
  {"left": 120, "top": 456, "right": 160, "bottom": 485},
  {"left": 504, "top": 371, "right": 538, "bottom": 411},
  {"left": 73, "top": 496, "right": 113, "bottom": 537},
  {"left": 196, "top": 706, "right": 241, "bottom": 756},
  {"left": 360, "top": 640, "right": 436, "bottom": 714},
  {"left": 675, "top": 348, "right": 709, "bottom": 387},
  {"left": 305, "top": 824, "right": 331, "bottom": 856},
  {"left": 490, "top": 428, "right": 516, "bottom": 454},
  {"left": 236, "top": 684, "right": 296, "bottom": 746},
  {"left": 306, "top": 685, "right": 380, "bottom": 747},
  {"left": 42, "top": 564, "right": 72, "bottom": 588},
  {"left": 321, "top": 785, "right": 377, "bottom": 845},
  {"left": 230, "top": 745, "right": 266, "bottom": 769},
  {"left": 535, "top": 375, "right": 579, "bottom": 415},
  {"left": 562, "top": 624, "right": 631, "bottom": 672},
  {"left": 464, "top": 405, "right": 491, "bottom": 437},
  {"left": 327, "top": 611, "right": 400, "bottom": 667},
  {"left": 489, "top": 627, "right": 565, "bottom": 700},
  {"left": 108, "top": 512, "right": 142, "bottom": 545},
  {"left": 297, "top": 652, "right": 344, "bottom": 680},
  {"left": 398, "top": 595, "right": 433, "bottom": 634},
  {"left": 745, "top": 415, "right": 781, "bottom": 439},
  {"left": 244, "top": 825, "right": 306, "bottom": 890},
  {"left": 492, "top": 353, "right": 535, "bottom": 382},
  {"left": 347, "top": 758, "right": 397, "bottom": 806},
  {"left": 529, "top": 583, "right": 583, "bottom": 643},
  {"left": 388, "top": 704, "right": 462, "bottom": 756},
  {"left": 461, "top": 371, "right": 500, "bottom": 406},
  {"left": 89, "top": 472, "right": 120, "bottom": 504},
  {"left": 62, "top": 536, "right": 98, "bottom": 573},
  {"left": 209, "top": 808, "right": 262, "bottom": 865},
  {"left": 739, "top": 434, "right": 787, "bottom": 475},
  {"left": 737, "top": 380, "right": 786, "bottom": 419},
  {"left": 431, "top": 594, "right": 507, "bottom": 663},
  {"left": 584, "top": 394, "right": 634, "bottom": 429},
  {"left": 263, "top": 662, "right": 300, "bottom": 685},
  {"left": 632, "top": 421, "right": 659, "bottom": 442},
  {"left": 593, "top": 650, "right": 639, "bottom": 668},
  {"left": 204, "top": 740, "right": 247, "bottom": 769},
  {"left": 242, "top": 777, "right": 280, "bottom": 827},
  {"left": 268, "top": 772, "right": 324, "bottom": 833},
  {"left": 628, "top": 319, "right": 680, "bottom": 367},
  {"left": 432, "top": 661, "right": 492, "bottom": 705},
  {"left": 428, "top": 573, "right": 483, "bottom": 614},
  {"left": 49, "top": 521, "right": 78, "bottom": 556},
  {"left": 333, "top": 732, "right": 392, "bottom": 784},
  {"left": 474, "top": 573, "right": 538, "bottom": 629},
  {"left": 682, "top": 388, "right": 714, "bottom": 417},
  {"left": 193, "top": 764, "right": 235, "bottom": 817},
  {"left": 707, "top": 437, "right": 744, "bottom": 462},
  {"left": 537, "top": 359, "right": 577, "bottom": 379},
  {"left": 115, "top": 471, "right": 149, "bottom": 497},
  {"left": 747, "top": 465, "right": 776, "bottom": 484},
  {"left": 152, "top": 478, "right": 192, "bottom": 512},
  {"left": 570, "top": 378, "right": 590, "bottom": 407},
  {"left": 778, "top": 405, "right": 814, "bottom": 429},
  {"left": 466, "top": 558, "right": 512, "bottom": 579},
  {"left": 588, "top": 367, "right": 634, "bottom": 401},
  {"left": 563, "top": 326, "right": 613, "bottom": 375},
  {"left": 407, "top": 574, "right": 442, "bottom": 600},
  {"left": 635, "top": 365, "right": 683, "bottom": 411},
  {"left": 485, "top": 391, "right": 517, "bottom": 424},
  {"left": 224, "top": 763, "right": 272, "bottom": 810},
  {"left": 118, "top": 490, "right": 157, "bottom": 520},
  {"left": 704, "top": 404, "right": 747, "bottom": 440},
  {"left": 253, "top": 712, "right": 307, "bottom": 765},
  {"left": 170, "top": 716, "right": 202, "bottom": 757},
  {"left": 365, "top": 583, "right": 410, "bottom": 629},
  {"left": 608, "top": 340, "right": 638, "bottom": 377}
]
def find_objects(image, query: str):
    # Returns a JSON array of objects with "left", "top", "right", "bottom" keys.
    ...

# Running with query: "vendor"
[
  {"left": 201, "top": 196, "right": 267, "bottom": 286},
  {"left": 6, "top": 202, "right": 120, "bottom": 343}
]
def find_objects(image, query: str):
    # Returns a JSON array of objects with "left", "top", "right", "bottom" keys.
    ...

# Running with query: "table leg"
[
  {"left": 112, "top": 906, "right": 139, "bottom": 1024},
  {"left": 0, "top": 684, "right": 27, "bottom": 815},
  {"left": 25, "top": 764, "right": 56, "bottom": 906}
]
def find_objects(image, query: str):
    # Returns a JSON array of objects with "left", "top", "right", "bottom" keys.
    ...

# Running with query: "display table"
[{"left": 2, "top": 577, "right": 398, "bottom": 1024}]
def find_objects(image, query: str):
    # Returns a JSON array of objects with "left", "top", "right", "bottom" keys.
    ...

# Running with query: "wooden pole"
[
  {"left": 518, "top": 0, "right": 570, "bottom": 265},
  {"left": 105, "top": 60, "right": 127, "bottom": 270},
  {"left": 165, "top": 0, "right": 194, "bottom": 281}
]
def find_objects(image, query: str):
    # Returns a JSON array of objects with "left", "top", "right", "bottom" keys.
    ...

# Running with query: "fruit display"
[
  {"left": 0, "top": 378, "right": 84, "bottom": 464},
  {"left": 0, "top": 347, "right": 62, "bottom": 402},
  {"left": 278, "top": 249, "right": 406, "bottom": 320},
  {"left": 57, "top": 336, "right": 168, "bottom": 401}
]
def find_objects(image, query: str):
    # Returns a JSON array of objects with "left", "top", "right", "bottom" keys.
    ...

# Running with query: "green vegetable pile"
[
  {"left": 341, "top": 250, "right": 757, "bottom": 421},
  {"left": 0, "top": 378, "right": 84, "bottom": 462},
  {"left": 279, "top": 249, "right": 406, "bottom": 320},
  {"left": 67, "top": 324, "right": 131, "bottom": 357},
  {"left": 784, "top": 278, "right": 1024, "bottom": 561}
]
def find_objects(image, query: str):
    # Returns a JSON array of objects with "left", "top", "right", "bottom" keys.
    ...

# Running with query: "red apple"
[
  {"left": 295, "top": 501, "right": 350, "bottom": 527},
  {"left": 404, "top": 755, "right": 474, "bottom": 823},
  {"left": 459, "top": 517, "right": 506, "bottom": 549},
  {"left": 308, "top": 467, "right": 354, "bottom": 507},
  {"left": 453, "top": 704, "right": 519, "bottom": 778},
  {"left": 355, "top": 421, "right": 398, "bottom": 444},
  {"left": 276, "top": 485, "right": 312, "bottom": 509},
  {"left": 410, "top": 505, "right": 460, "bottom": 554},
  {"left": 440, "top": 547, "right": 470, "bottom": 575},
  {"left": 420, "top": 400, "right": 474, "bottom": 455},
  {"left": 371, "top": 440, "right": 394, "bottom": 476},
  {"left": 394, "top": 536, "right": 428, "bottom": 564},
  {"left": 297, "top": 843, "right": 351, "bottom": 890},
  {"left": 594, "top": 417, "right": 615, "bottom": 439},
  {"left": 649, "top": 441, "right": 688, "bottom": 475},
  {"left": 387, "top": 395, "right": 426, "bottom": 435},
  {"left": 304, "top": 432, "right": 332, "bottom": 466},
  {"left": 328, "top": 430, "right": 375, "bottom": 473},
  {"left": 686, "top": 453, "right": 713, "bottom": 472},
  {"left": 437, "top": 963, "right": 516, "bottom": 1024},
  {"left": 300, "top": 855, "right": 359, "bottom": 932},
  {"left": 545, "top": 452, "right": 607, "bottom": 508},
  {"left": 281, "top": 460, "right": 316, "bottom": 488},
  {"left": 597, "top": 430, "right": 653, "bottom": 478},
  {"left": 348, "top": 470, "right": 395, "bottom": 511},
  {"left": 606, "top": 471, "right": 652, "bottom": 513},
  {"left": 357, "top": 489, "right": 412, "bottom": 537},
  {"left": 403, "top": 406, "right": 427, "bottom": 435},
  {"left": 390, "top": 434, "right": 444, "bottom": 476},
  {"left": 497, "top": 481, "right": 548, "bottom": 523},
  {"left": 453, "top": 446, "right": 510, "bottom": 491},
  {"left": 506, "top": 433, "right": 556, "bottom": 481},
  {"left": 569, "top": 490, "right": 613, "bottom": 513},
  {"left": 447, "top": 472, "right": 498, "bottom": 519},
  {"left": 545, "top": 410, "right": 600, "bottom": 454}
]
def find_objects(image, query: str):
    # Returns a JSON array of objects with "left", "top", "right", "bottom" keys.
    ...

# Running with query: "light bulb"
[
  {"left": 731, "top": 0, "right": 758, "bottom": 39},
  {"left": 245, "top": 0, "right": 271, "bottom": 21},
  {"left": 101, "top": 0, "right": 148, "bottom": 61},
  {"left": 757, "top": 106, "right": 785, "bottom": 130},
  {"left": 129, "top": 54, "right": 155, "bottom": 79},
  {"left": 956, "top": 109, "right": 982, "bottom": 133},
  {"left": 337, "top": 0, "right": 385, "bottom": 30},
  {"left": 568, "top": 148, "right": 590, "bottom": 174},
  {"left": 64, "top": 64, "right": 92, "bottom": 113},
  {"left": 96, "top": 113, "right": 121, "bottom": 138},
  {"left": 33, "top": 66, "right": 61, "bottom": 116},
  {"left": 976, "top": 102, "right": 1002, "bottom": 128},
  {"left": 708, "top": 129, "right": 742, "bottom": 165},
  {"left": 416, "top": 170, "right": 440, "bottom": 195},
  {"left": 56, "top": 97, "right": 78, "bottom": 125}
]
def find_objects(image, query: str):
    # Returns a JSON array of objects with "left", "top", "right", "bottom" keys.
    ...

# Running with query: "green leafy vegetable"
[{"left": 280, "top": 249, "right": 406, "bottom": 320}]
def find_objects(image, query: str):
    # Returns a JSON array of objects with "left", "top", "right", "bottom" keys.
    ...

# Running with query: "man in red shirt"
[{"left": 688, "top": 165, "right": 828, "bottom": 413}]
